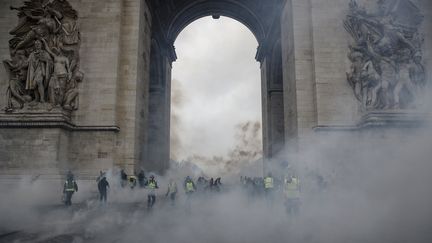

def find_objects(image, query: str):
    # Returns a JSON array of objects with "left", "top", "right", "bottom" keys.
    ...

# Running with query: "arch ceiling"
[{"left": 146, "top": 0, "right": 284, "bottom": 61}]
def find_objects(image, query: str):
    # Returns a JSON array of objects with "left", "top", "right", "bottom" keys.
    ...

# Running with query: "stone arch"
[
  {"left": 144, "top": 0, "right": 287, "bottom": 172},
  {"left": 166, "top": 1, "right": 265, "bottom": 45}
]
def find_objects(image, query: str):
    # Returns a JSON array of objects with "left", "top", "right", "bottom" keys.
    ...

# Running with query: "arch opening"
[{"left": 170, "top": 16, "right": 263, "bottom": 175}]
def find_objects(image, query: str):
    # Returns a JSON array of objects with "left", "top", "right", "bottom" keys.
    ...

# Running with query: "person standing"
[
  {"left": 147, "top": 175, "right": 158, "bottom": 209},
  {"left": 284, "top": 175, "right": 300, "bottom": 215},
  {"left": 264, "top": 172, "right": 274, "bottom": 205},
  {"left": 184, "top": 176, "right": 196, "bottom": 195},
  {"left": 165, "top": 179, "right": 178, "bottom": 206},
  {"left": 137, "top": 170, "right": 147, "bottom": 188},
  {"left": 63, "top": 171, "right": 78, "bottom": 206},
  {"left": 98, "top": 175, "right": 110, "bottom": 203},
  {"left": 184, "top": 176, "right": 196, "bottom": 212}
]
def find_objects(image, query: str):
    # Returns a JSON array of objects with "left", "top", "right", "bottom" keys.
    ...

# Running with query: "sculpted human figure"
[
  {"left": 3, "top": 50, "right": 32, "bottom": 111},
  {"left": 58, "top": 18, "right": 81, "bottom": 73},
  {"left": 393, "top": 56, "right": 417, "bottom": 109},
  {"left": 360, "top": 60, "right": 380, "bottom": 108},
  {"left": 26, "top": 39, "right": 52, "bottom": 103},
  {"left": 347, "top": 50, "right": 364, "bottom": 101},
  {"left": 409, "top": 52, "right": 426, "bottom": 103},
  {"left": 366, "top": 40, "right": 396, "bottom": 109},
  {"left": 409, "top": 52, "right": 426, "bottom": 88},
  {"left": 42, "top": 39, "right": 71, "bottom": 106},
  {"left": 63, "top": 72, "right": 82, "bottom": 110},
  {"left": 11, "top": 6, "right": 61, "bottom": 52}
]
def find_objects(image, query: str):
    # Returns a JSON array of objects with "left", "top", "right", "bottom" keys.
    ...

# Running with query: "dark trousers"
[
  {"left": 264, "top": 188, "right": 274, "bottom": 206},
  {"left": 65, "top": 191, "right": 73, "bottom": 206},
  {"left": 169, "top": 192, "right": 176, "bottom": 205},
  {"left": 147, "top": 194, "right": 156, "bottom": 208},
  {"left": 285, "top": 198, "right": 300, "bottom": 215},
  {"left": 100, "top": 191, "right": 107, "bottom": 202}
]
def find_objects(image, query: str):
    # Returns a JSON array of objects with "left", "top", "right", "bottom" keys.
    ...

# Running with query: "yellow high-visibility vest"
[
  {"left": 186, "top": 182, "right": 195, "bottom": 192},
  {"left": 264, "top": 177, "right": 274, "bottom": 189},
  {"left": 65, "top": 180, "right": 75, "bottom": 192},
  {"left": 148, "top": 181, "right": 156, "bottom": 189},
  {"left": 285, "top": 177, "right": 300, "bottom": 199}
]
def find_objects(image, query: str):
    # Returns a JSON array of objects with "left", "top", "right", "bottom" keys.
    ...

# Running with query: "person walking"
[
  {"left": 264, "top": 172, "right": 274, "bottom": 206},
  {"left": 147, "top": 175, "right": 158, "bottom": 209},
  {"left": 137, "top": 170, "right": 147, "bottom": 188},
  {"left": 165, "top": 179, "right": 178, "bottom": 206},
  {"left": 98, "top": 175, "right": 110, "bottom": 203},
  {"left": 184, "top": 176, "right": 196, "bottom": 212},
  {"left": 63, "top": 171, "right": 78, "bottom": 206},
  {"left": 284, "top": 174, "right": 300, "bottom": 215}
]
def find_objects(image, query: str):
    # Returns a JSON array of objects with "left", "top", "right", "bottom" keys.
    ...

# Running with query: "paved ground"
[{"left": 0, "top": 201, "right": 154, "bottom": 243}]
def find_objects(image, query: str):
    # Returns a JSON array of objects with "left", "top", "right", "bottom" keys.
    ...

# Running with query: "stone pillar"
[
  {"left": 142, "top": 39, "right": 172, "bottom": 174},
  {"left": 260, "top": 38, "right": 286, "bottom": 172},
  {"left": 281, "top": 0, "right": 318, "bottom": 152},
  {"left": 114, "top": 0, "right": 153, "bottom": 174}
]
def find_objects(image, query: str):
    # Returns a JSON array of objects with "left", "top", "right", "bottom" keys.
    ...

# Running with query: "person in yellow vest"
[
  {"left": 284, "top": 175, "right": 300, "bottom": 215},
  {"left": 264, "top": 172, "right": 274, "bottom": 201},
  {"left": 147, "top": 175, "right": 158, "bottom": 209},
  {"left": 165, "top": 178, "right": 178, "bottom": 206},
  {"left": 184, "top": 176, "right": 196, "bottom": 195},
  {"left": 184, "top": 176, "right": 196, "bottom": 212},
  {"left": 63, "top": 171, "right": 78, "bottom": 206}
]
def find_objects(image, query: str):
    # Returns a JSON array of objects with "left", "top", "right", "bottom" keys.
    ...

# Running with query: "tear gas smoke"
[
  {"left": 1, "top": 123, "right": 432, "bottom": 243},
  {"left": 179, "top": 121, "right": 262, "bottom": 178}
]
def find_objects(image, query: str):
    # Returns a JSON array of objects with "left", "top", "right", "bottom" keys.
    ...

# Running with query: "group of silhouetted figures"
[
  {"left": 63, "top": 170, "right": 301, "bottom": 215},
  {"left": 62, "top": 169, "right": 225, "bottom": 210}
]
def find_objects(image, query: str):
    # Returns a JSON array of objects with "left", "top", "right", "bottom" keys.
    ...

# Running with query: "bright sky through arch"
[{"left": 171, "top": 16, "right": 262, "bottom": 161}]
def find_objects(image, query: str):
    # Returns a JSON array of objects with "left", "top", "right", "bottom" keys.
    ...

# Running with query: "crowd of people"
[{"left": 62, "top": 169, "right": 301, "bottom": 215}]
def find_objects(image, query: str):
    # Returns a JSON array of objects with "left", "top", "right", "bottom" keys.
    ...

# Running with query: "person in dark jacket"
[
  {"left": 98, "top": 176, "right": 110, "bottom": 203},
  {"left": 137, "top": 170, "right": 147, "bottom": 188}
]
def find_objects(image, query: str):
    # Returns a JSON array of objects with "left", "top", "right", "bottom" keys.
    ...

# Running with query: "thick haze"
[{"left": 171, "top": 17, "right": 262, "bottom": 162}]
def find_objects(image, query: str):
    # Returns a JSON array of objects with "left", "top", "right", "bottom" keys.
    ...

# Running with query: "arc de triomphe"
[{"left": 0, "top": 0, "right": 431, "bottom": 176}]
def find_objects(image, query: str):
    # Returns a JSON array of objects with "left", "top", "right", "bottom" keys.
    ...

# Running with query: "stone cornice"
[
  {"left": 313, "top": 111, "right": 432, "bottom": 132},
  {"left": 0, "top": 112, "right": 120, "bottom": 132}
]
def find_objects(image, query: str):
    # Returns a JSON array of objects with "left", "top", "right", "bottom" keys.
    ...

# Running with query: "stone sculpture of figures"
[
  {"left": 3, "top": 0, "right": 83, "bottom": 112},
  {"left": 11, "top": 7, "right": 61, "bottom": 52},
  {"left": 26, "top": 39, "right": 52, "bottom": 103},
  {"left": 344, "top": 0, "right": 426, "bottom": 110}
]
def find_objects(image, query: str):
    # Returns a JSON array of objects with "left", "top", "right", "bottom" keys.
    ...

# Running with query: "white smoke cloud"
[{"left": 1, "top": 124, "right": 432, "bottom": 242}]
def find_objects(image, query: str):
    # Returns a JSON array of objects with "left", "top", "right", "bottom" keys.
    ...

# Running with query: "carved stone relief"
[
  {"left": 3, "top": 0, "right": 83, "bottom": 112},
  {"left": 344, "top": 0, "right": 425, "bottom": 110}
]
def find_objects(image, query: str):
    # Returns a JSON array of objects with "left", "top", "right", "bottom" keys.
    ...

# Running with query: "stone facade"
[{"left": 0, "top": 0, "right": 431, "bottom": 176}]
